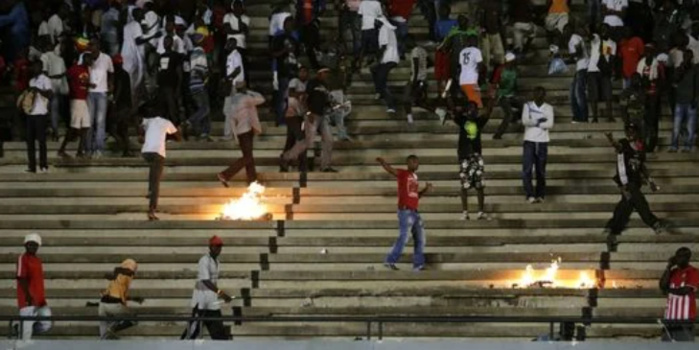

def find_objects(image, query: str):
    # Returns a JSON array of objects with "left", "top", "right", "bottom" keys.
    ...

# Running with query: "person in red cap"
[
  {"left": 182, "top": 235, "right": 233, "bottom": 340},
  {"left": 108, "top": 54, "right": 136, "bottom": 157}
]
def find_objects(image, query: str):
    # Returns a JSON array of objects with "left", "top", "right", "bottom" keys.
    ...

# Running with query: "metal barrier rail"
[{"left": 2, "top": 315, "right": 696, "bottom": 340}]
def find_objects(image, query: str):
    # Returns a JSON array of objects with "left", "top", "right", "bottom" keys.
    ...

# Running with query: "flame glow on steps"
[
  {"left": 515, "top": 257, "right": 596, "bottom": 289},
  {"left": 219, "top": 182, "right": 269, "bottom": 220}
]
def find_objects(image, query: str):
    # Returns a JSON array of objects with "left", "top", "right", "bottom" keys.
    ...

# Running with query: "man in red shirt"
[
  {"left": 660, "top": 247, "right": 698, "bottom": 341},
  {"left": 387, "top": 0, "right": 416, "bottom": 57},
  {"left": 58, "top": 53, "right": 94, "bottom": 158},
  {"left": 377, "top": 155, "right": 432, "bottom": 271},
  {"left": 618, "top": 27, "right": 644, "bottom": 90},
  {"left": 16, "top": 233, "right": 52, "bottom": 340}
]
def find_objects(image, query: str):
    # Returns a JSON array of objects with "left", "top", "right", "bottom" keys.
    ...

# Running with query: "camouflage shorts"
[{"left": 459, "top": 154, "right": 485, "bottom": 190}]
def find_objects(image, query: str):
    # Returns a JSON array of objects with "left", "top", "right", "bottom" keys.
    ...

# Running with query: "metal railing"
[{"left": 2, "top": 314, "right": 696, "bottom": 340}]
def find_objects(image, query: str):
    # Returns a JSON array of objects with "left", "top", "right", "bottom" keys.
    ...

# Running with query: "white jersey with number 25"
[{"left": 459, "top": 47, "right": 483, "bottom": 85}]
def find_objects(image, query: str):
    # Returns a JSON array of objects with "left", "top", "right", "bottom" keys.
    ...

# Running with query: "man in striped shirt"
[
  {"left": 602, "top": 123, "right": 663, "bottom": 236},
  {"left": 660, "top": 247, "right": 698, "bottom": 341}
]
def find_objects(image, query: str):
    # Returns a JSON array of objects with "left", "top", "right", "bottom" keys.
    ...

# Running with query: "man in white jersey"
[{"left": 458, "top": 35, "right": 484, "bottom": 108}]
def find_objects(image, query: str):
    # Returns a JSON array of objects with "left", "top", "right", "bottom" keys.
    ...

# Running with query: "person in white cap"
[
  {"left": 15, "top": 233, "right": 52, "bottom": 340},
  {"left": 491, "top": 52, "right": 520, "bottom": 139},
  {"left": 99, "top": 259, "right": 144, "bottom": 340}
]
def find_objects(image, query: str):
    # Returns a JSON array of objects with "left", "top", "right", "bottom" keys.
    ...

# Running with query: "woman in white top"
[{"left": 25, "top": 60, "right": 54, "bottom": 173}]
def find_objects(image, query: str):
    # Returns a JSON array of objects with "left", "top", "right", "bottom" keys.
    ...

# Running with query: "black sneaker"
[{"left": 384, "top": 263, "right": 399, "bottom": 271}]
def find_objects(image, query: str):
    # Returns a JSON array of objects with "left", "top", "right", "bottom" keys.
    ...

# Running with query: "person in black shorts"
[{"left": 449, "top": 93, "right": 495, "bottom": 220}]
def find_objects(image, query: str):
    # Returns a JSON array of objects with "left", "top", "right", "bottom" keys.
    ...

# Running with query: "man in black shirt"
[
  {"left": 108, "top": 55, "right": 134, "bottom": 157},
  {"left": 280, "top": 67, "right": 336, "bottom": 173},
  {"left": 451, "top": 94, "right": 494, "bottom": 221},
  {"left": 272, "top": 17, "right": 299, "bottom": 126},
  {"left": 157, "top": 35, "right": 183, "bottom": 124},
  {"left": 603, "top": 123, "right": 664, "bottom": 237}
]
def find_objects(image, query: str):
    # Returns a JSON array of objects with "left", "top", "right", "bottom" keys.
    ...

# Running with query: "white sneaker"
[
  {"left": 374, "top": 93, "right": 382, "bottom": 100},
  {"left": 92, "top": 150, "right": 103, "bottom": 159},
  {"left": 436, "top": 108, "right": 447, "bottom": 125},
  {"left": 387, "top": 108, "right": 396, "bottom": 114},
  {"left": 536, "top": 197, "right": 545, "bottom": 203},
  {"left": 477, "top": 212, "right": 491, "bottom": 221},
  {"left": 527, "top": 197, "right": 537, "bottom": 204},
  {"left": 39, "top": 167, "right": 49, "bottom": 174},
  {"left": 406, "top": 114, "right": 414, "bottom": 124},
  {"left": 461, "top": 211, "right": 470, "bottom": 220}
]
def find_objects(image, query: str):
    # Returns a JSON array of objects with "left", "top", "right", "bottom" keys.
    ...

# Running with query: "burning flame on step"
[
  {"left": 515, "top": 257, "right": 596, "bottom": 289},
  {"left": 219, "top": 182, "right": 269, "bottom": 220}
]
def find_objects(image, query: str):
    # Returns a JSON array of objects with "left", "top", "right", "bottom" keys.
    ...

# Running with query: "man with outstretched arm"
[{"left": 377, "top": 155, "right": 432, "bottom": 271}]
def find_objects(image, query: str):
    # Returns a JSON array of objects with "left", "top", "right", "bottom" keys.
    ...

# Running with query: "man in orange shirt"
[
  {"left": 545, "top": 0, "right": 570, "bottom": 43},
  {"left": 99, "top": 259, "right": 144, "bottom": 340}
]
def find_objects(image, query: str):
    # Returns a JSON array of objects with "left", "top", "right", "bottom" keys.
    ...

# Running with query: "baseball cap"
[{"left": 24, "top": 233, "right": 42, "bottom": 246}]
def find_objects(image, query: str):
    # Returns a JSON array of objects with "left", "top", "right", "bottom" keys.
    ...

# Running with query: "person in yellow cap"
[
  {"left": 182, "top": 236, "right": 233, "bottom": 340},
  {"left": 99, "top": 259, "right": 144, "bottom": 340}
]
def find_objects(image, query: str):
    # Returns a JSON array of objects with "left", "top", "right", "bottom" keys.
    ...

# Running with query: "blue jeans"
[
  {"left": 570, "top": 70, "right": 588, "bottom": 122},
  {"left": 87, "top": 92, "right": 108, "bottom": 153},
  {"left": 386, "top": 209, "right": 426, "bottom": 268},
  {"left": 274, "top": 77, "right": 290, "bottom": 125},
  {"left": 522, "top": 141, "right": 548, "bottom": 199},
  {"left": 187, "top": 90, "right": 211, "bottom": 136},
  {"left": 672, "top": 104, "right": 697, "bottom": 150}
]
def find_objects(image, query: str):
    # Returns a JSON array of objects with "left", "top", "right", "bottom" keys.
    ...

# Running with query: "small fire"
[
  {"left": 514, "top": 257, "right": 596, "bottom": 289},
  {"left": 219, "top": 182, "right": 270, "bottom": 220}
]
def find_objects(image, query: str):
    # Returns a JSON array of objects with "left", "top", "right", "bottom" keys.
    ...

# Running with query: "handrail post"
[
  {"left": 378, "top": 321, "right": 383, "bottom": 340},
  {"left": 18, "top": 319, "right": 23, "bottom": 340},
  {"left": 366, "top": 321, "right": 371, "bottom": 340},
  {"left": 549, "top": 322, "right": 554, "bottom": 339}
]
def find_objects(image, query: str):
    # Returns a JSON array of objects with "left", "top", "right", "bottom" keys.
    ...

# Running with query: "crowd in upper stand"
[{"left": 0, "top": 0, "right": 695, "bottom": 174}]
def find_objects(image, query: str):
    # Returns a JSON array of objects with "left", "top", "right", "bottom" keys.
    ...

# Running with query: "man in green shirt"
[{"left": 492, "top": 52, "right": 520, "bottom": 139}]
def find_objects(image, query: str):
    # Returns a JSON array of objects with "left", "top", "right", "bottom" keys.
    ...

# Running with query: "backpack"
[{"left": 16, "top": 89, "right": 35, "bottom": 115}]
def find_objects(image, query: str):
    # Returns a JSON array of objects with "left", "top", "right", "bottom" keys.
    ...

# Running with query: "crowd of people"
[{"left": 4, "top": 0, "right": 699, "bottom": 343}]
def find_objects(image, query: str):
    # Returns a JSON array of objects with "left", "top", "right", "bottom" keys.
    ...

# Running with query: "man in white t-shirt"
[
  {"left": 566, "top": 24, "right": 590, "bottom": 123},
  {"left": 46, "top": 5, "right": 69, "bottom": 45},
  {"left": 371, "top": 19, "right": 399, "bottom": 113},
  {"left": 602, "top": 0, "right": 627, "bottom": 29},
  {"left": 403, "top": 35, "right": 428, "bottom": 124},
  {"left": 40, "top": 38, "right": 68, "bottom": 140},
  {"left": 587, "top": 25, "right": 617, "bottom": 122},
  {"left": 458, "top": 35, "right": 484, "bottom": 108},
  {"left": 86, "top": 39, "right": 114, "bottom": 158},
  {"left": 181, "top": 236, "right": 232, "bottom": 340},
  {"left": 140, "top": 105, "right": 180, "bottom": 221},
  {"left": 25, "top": 61, "right": 54, "bottom": 173},
  {"left": 521, "top": 87, "right": 554, "bottom": 204},
  {"left": 358, "top": 0, "right": 385, "bottom": 66},
  {"left": 224, "top": 1, "right": 250, "bottom": 84},
  {"left": 156, "top": 16, "right": 186, "bottom": 55},
  {"left": 223, "top": 37, "right": 244, "bottom": 140}
]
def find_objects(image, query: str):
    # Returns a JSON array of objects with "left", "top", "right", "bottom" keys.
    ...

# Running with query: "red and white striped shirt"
[{"left": 664, "top": 266, "right": 699, "bottom": 321}]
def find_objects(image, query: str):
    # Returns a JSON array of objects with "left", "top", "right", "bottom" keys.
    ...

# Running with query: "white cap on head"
[
  {"left": 24, "top": 233, "right": 42, "bottom": 246},
  {"left": 505, "top": 52, "right": 516, "bottom": 63}
]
